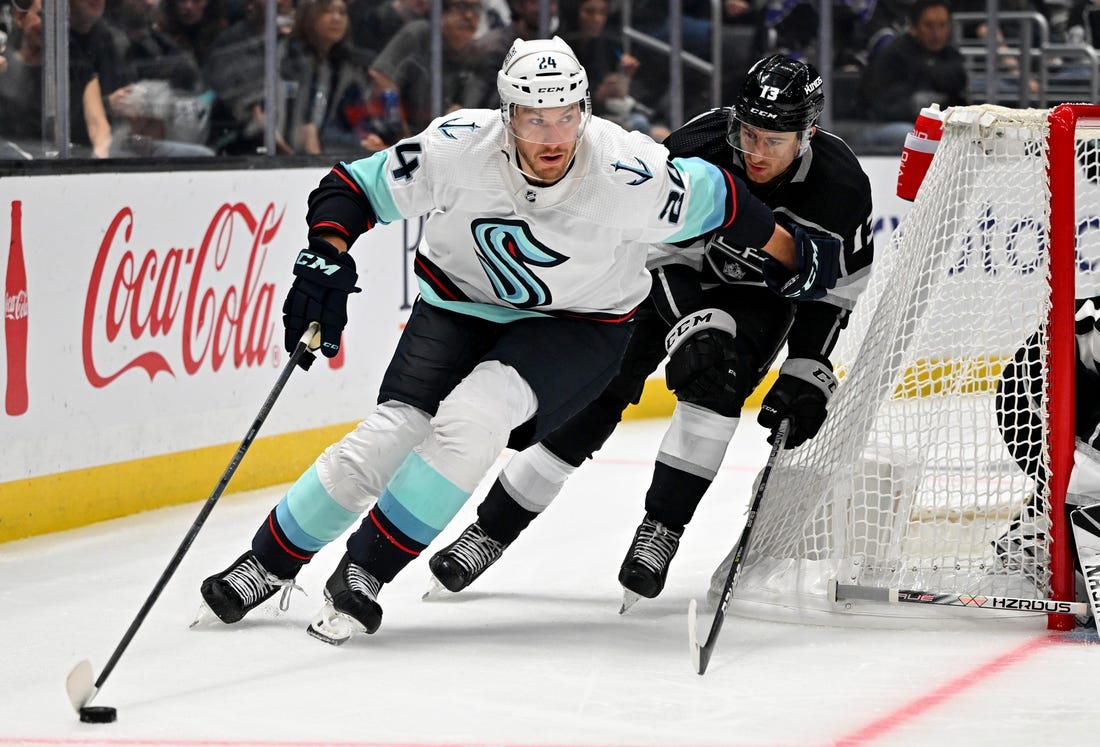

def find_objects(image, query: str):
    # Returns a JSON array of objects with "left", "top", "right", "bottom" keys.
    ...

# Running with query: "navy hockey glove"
[
  {"left": 762, "top": 222, "right": 841, "bottom": 301},
  {"left": 758, "top": 356, "right": 838, "bottom": 448},
  {"left": 663, "top": 308, "right": 741, "bottom": 412},
  {"left": 283, "top": 237, "right": 361, "bottom": 370}
]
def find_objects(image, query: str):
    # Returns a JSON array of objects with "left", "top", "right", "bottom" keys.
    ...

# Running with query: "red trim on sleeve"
[
  {"left": 311, "top": 220, "right": 350, "bottom": 238},
  {"left": 719, "top": 166, "right": 737, "bottom": 229},
  {"left": 332, "top": 166, "right": 362, "bottom": 194}
]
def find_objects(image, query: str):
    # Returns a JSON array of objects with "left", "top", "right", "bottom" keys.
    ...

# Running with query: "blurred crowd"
[{"left": 1, "top": 0, "right": 1098, "bottom": 159}]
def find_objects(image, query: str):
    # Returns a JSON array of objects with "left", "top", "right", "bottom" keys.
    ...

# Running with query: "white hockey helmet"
[{"left": 497, "top": 36, "right": 592, "bottom": 139}]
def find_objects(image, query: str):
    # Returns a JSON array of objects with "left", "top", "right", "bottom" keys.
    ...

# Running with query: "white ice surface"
[{"left": 3, "top": 417, "right": 1098, "bottom": 747}]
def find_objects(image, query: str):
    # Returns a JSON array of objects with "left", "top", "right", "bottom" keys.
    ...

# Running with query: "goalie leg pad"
[{"left": 1070, "top": 503, "right": 1100, "bottom": 624}]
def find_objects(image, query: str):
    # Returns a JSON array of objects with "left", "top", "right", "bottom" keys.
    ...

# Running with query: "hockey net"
[{"left": 724, "top": 104, "right": 1100, "bottom": 629}]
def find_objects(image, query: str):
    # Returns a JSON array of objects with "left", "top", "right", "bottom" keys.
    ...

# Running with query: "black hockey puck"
[{"left": 79, "top": 706, "right": 117, "bottom": 723}]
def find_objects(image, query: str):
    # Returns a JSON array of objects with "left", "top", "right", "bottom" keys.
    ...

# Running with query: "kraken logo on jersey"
[{"left": 471, "top": 219, "right": 568, "bottom": 308}]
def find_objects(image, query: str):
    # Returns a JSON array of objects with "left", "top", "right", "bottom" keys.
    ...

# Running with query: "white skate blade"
[
  {"left": 619, "top": 588, "right": 642, "bottom": 615},
  {"left": 65, "top": 659, "right": 97, "bottom": 711},
  {"left": 421, "top": 576, "right": 447, "bottom": 601},
  {"left": 189, "top": 600, "right": 222, "bottom": 628},
  {"left": 306, "top": 601, "right": 361, "bottom": 646}
]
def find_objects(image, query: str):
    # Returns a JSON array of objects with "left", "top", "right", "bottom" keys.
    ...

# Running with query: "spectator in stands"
[
  {"left": 349, "top": 0, "right": 425, "bottom": 52},
  {"left": 765, "top": 0, "right": 869, "bottom": 71},
  {"left": 101, "top": 0, "right": 215, "bottom": 154},
  {"left": 0, "top": 0, "right": 112, "bottom": 158},
  {"left": 477, "top": 0, "right": 512, "bottom": 34},
  {"left": 282, "top": 0, "right": 389, "bottom": 154},
  {"left": 70, "top": 0, "right": 132, "bottom": 123},
  {"left": 857, "top": 0, "right": 911, "bottom": 63},
  {"left": 158, "top": 0, "right": 228, "bottom": 70},
  {"left": 475, "top": 0, "right": 558, "bottom": 83},
  {"left": 1067, "top": 0, "right": 1100, "bottom": 44},
  {"left": 369, "top": 0, "right": 492, "bottom": 132},
  {"left": 857, "top": 0, "right": 967, "bottom": 148},
  {"left": 626, "top": 0, "right": 763, "bottom": 117},
  {"left": 560, "top": 0, "right": 663, "bottom": 137},
  {"left": 203, "top": 0, "right": 282, "bottom": 153}
]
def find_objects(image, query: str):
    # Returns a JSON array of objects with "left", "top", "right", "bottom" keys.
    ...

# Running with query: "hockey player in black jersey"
[{"left": 428, "top": 55, "right": 876, "bottom": 608}]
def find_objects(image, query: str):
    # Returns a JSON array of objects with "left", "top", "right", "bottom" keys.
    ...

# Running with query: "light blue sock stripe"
[
  {"left": 276, "top": 465, "right": 360, "bottom": 551},
  {"left": 376, "top": 490, "right": 437, "bottom": 545},
  {"left": 377, "top": 452, "right": 470, "bottom": 545}
]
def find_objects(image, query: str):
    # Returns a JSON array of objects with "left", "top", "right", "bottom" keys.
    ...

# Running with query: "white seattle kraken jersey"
[{"left": 342, "top": 109, "right": 737, "bottom": 320}]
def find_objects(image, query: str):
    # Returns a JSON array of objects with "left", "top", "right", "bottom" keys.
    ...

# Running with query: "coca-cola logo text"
[
  {"left": 4, "top": 290, "right": 28, "bottom": 320},
  {"left": 83, "top": 202, "right": 282, "bottom": 387}
]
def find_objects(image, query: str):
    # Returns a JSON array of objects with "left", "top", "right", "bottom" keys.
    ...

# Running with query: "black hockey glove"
[
  {"left": 758, "top": 356, "right": 838, "bottom": 449},
  {"left": 282, "top": 237, "right": 361, "bottom": 370},
  {"left": 762, "top": 222, "right": 841, "bottom": 301},
  {"left": 663, "top": 308, "right": 741, "bottom": 412}
]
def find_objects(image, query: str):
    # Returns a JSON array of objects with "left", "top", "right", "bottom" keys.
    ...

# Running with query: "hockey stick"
[
  {"left": 688, "top": 417, "right": 789, "bottom": 675},
  {"left": 65, "top": 323, "right": 320, "bottom": 715},
  {"left": 828, "top": 579, "right": 1089, "bottom": 616}
]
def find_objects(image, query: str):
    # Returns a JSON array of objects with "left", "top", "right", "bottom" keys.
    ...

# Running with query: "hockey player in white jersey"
[
  {"left": 427, "top": 55, "right": 874, "bottom": 609},
  {"left": 197, "top": 37, "right": 841, "bottom": 644}
]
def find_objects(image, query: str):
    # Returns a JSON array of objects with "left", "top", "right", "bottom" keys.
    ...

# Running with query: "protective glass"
[
  {"left": 508, "top": 103, "right": 589, "bottom": 146},
  {"left": 727, "top": 115, "right": 806, "bottom": 160}
]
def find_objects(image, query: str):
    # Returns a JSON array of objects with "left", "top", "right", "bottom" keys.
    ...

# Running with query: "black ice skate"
[
  {"left": 197, "top": 551, "right": 301, "bottom": 625},
  {"left": 426, "top": 521, "right": 508, "bottom": 596},
  {"left": 307, "top": 553, "right": 383, "bottom": 645},
  {"left": 618, "top": 516, "right": 683, "bottom": 613}
]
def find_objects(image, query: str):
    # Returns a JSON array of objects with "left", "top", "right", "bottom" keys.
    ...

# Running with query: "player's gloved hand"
[
  {"left": 282, "top": 237, "right": 361, "bottom": 370},
  {"left": 663, "top": 308, "right": 740, "bottom": 411},
  {"left": 758, "top": 356, "right": 838, "bottom": 448},
  {"left": 762, "top": 221, "right": 841, "bottom": 301}
]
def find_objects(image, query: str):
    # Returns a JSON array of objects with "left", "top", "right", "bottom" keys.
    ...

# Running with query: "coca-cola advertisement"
[{"left": 0, "top": 170, "right": 412, "bottom": 490}]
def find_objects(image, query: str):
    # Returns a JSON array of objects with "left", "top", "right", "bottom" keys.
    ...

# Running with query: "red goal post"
[
  {"left": 1047, "top": 103, "right": 1100, "bottom": 628},
  {"left": 714, "top": 104, "right": 1100, "bottom": 631}
]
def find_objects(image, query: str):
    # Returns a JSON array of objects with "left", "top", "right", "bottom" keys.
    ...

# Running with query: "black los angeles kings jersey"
[{"left": 653, "top": 107, "right": 875, "bottom": 360}]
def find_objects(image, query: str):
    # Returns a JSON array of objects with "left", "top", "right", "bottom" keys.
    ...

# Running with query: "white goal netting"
[{"left": 724, "top": 105, "right": 1100, "bottom": 626}]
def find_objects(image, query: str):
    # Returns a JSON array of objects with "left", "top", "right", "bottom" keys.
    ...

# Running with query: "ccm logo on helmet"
[{"left": 537, "top": 86, "right": 566, "bottom": 93}]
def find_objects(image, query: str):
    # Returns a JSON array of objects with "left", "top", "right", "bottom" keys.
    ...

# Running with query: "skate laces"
[
  {"left": 447, "top": 524, "right": 506, "bottom": 574},
  {"left": 344, "top": 560, "right": 382, "bottom": 601},
  {"left": 224, "top": 555, "right": 303, "bottom": 611},
  {"left": 629, "top": 518, "right": 681, "bottom": 573}
]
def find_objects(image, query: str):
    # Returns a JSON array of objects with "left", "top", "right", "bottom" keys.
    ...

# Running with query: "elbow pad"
[{"left": 305, "top": 163, "right": 380, "bottom": 245}]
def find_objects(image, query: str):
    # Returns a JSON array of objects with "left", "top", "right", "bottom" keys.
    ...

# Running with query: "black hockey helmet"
[{"left": 733, "top": 55, "right": 824, "bottom": 133}]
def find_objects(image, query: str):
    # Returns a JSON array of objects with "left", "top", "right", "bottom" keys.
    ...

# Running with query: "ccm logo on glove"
[
  {"left": 296, "top": 251, "right": 347, "bottom": 276},
  {"left": 283, "top": 237, "right": 361, "bottom": 370}
]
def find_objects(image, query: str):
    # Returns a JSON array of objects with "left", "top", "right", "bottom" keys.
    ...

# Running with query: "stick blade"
[{"left": 66, "top": 660, "right": 97, "bottom": 711}]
